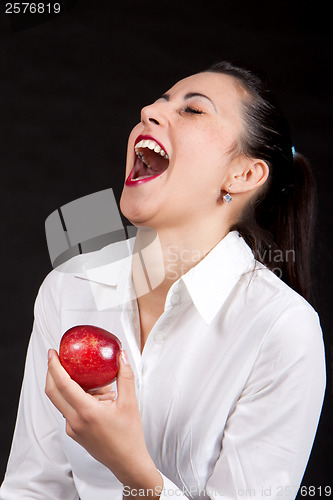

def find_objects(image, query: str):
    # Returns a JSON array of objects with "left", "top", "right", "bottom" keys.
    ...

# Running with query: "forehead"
[{"left": 167, "top": 72, "right": 243, "bottom": 116}]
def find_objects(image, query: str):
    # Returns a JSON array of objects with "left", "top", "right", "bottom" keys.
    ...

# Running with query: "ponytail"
[
  {"left": 232, "top": 152, "right": 316, "bottom": 301},
  {"left": 275, "top": 152, "right": 316, "bottom": 300},
  {"left": 208, "top": 61, "right": 317, "bottom": 301}
]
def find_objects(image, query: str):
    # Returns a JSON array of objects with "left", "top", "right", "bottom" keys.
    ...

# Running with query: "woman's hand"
[{"left": 45, "top": 349, "right": 163, "bottom": 498}]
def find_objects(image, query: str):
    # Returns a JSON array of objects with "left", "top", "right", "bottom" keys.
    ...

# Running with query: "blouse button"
[
  {"left": 170, "top": 293, "right": 180, "bottom": 306},
  {"left": 153, "top": 330, "right": 165, "bottom": 342}
]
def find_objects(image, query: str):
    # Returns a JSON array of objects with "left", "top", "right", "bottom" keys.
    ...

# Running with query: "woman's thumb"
[{"left": 116, "top": 350, "right": 136, "bottom": 402}]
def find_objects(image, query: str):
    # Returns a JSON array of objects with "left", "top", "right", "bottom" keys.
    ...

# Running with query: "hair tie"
[
  {"left": 291, "top": 146, "right": 296, "bottom": 157},
  {"left": 282, "top": 183, "right": 294, "bottom": 194}
]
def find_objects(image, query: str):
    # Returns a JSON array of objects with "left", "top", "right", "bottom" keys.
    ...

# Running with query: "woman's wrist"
[{"left": 122, "top": 462, "right": 163, "bottom": 499}]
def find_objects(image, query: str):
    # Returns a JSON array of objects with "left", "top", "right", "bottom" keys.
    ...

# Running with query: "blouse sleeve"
[
  {"left": 204, "top": 304, "right": 326, "bottom": 500},
  {"left": 0, "top": 272, "right": 79, "bottom": 500}
]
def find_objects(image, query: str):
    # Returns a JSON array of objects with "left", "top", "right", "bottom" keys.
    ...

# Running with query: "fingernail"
[
  {"left": 120, "top": 350, "right": 129, "bottom": 365},
  {"left": 48, "top": 349, "right": 53, "bottom": 361}
]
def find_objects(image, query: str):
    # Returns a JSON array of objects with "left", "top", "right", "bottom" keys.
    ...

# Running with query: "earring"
[{"left": 223, "top": 192, "right": 232, "bottom": 203}]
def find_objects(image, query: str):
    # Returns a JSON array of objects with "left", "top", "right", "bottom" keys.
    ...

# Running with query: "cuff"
[{"left": 158, "top": 471, "right": 188, "bottom": 499}]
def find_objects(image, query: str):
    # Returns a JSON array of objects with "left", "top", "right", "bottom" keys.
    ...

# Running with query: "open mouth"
[{"left": 125, "top": 136, "right": 169, "bottom": 185}]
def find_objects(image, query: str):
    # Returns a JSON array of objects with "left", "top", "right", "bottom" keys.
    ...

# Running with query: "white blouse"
[{"left": 0, "top": 231, "right": 326, "bottom": 500}]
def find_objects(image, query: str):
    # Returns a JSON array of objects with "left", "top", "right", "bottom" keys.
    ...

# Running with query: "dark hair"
[{"left": 208, "top": 61, "right": 316, "bottom": 301}]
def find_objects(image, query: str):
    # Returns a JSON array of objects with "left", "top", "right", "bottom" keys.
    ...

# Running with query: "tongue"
[
  {"left": 134, "top": 157, "right": 154, "bottom": 178},
  {"left": 133, "top": 152, "right": 168, "bottom": 179}
]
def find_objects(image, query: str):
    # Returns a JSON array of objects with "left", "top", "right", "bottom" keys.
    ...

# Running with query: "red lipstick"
[{"left": 125, "top": 166, "right": 165, "bottom": 186}]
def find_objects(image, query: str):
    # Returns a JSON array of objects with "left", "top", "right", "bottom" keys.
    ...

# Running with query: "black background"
[{"left": 0, "top": 0, "right": 332, "bottom": 496}]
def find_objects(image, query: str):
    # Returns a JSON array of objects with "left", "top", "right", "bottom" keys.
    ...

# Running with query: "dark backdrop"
[{"left": 0, "top": 1, "right": 332, "bottom": 496}]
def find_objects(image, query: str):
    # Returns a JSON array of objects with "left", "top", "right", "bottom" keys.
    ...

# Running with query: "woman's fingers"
[
  {"left": 92, "top": 391, "right": 117, "bottom": 401},
  {"left": 88, "top": 383, "right": 115, "bottom": 396},
  {"left": 45, "top": 349, "right": 93, "bottom": 417},
  {"left": 45, "top": 365, "right": 75, "bottom": 419},
  {"left": 46, "top": 349, "right": 117, "bottom": 419}
]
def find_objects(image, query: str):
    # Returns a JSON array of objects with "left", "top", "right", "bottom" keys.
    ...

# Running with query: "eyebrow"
[{"left": 159, "top": 92, "right": 217, "bottom": 111}]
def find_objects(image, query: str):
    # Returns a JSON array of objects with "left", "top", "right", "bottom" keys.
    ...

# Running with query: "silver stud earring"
[{"left": 223, "top": 192, "right": 232, "bottom": 203}]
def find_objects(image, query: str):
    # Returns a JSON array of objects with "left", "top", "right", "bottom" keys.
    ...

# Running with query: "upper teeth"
[{"left": 135, "top": 139, "right": 169, "bottom": 160}]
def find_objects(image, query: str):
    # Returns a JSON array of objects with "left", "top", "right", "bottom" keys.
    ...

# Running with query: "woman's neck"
[
  {"left": 132, "top": 223, "right": 229, "bottom": 349},
  {"left": 134, "top": 224, "right": 227, "bottom": 289}
]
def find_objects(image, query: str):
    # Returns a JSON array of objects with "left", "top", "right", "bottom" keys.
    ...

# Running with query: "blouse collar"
[
  {"left": 73, "top": 231, "right": 256, "bottom": 323},
  {"left": 180, "top": 231, "right": 255, "bottom": 323}
]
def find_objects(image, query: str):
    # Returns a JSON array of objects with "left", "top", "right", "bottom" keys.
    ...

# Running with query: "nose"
[{"left": 140, "top": 101, "right": 168, "bottom": 127}]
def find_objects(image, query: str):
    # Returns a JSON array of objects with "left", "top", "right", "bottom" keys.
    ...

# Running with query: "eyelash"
[{"left": 183, "top": 106, "right": 204, "bottom": 115}]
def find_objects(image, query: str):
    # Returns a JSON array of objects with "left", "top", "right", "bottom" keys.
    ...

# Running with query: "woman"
[{"left": 0, "top": 62, "right": 326, "bottom": 499}]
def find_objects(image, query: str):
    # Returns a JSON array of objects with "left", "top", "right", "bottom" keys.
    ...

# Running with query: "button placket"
[
  {"left": 135, "top": 361, "right": 144, "bottom": 412},
  {"left": 165, "top": 280, "right": 183, "bottom": 309},
  {"left": 138, "top": 309, "right": 172, "bottom": 416},
  {"left": 173, "top": 280, "right": 182, "bottom": 293},
  {"left": 170, "top": 293, "right": 180, "bottom": 306},
  {"left": 153, "top": 330, "right": 165, "bottom": 343}
]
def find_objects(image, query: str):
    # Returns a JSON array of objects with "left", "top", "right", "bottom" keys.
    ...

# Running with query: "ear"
[{"left": 225, "top": 158, "right": 269, "bottom": 195}]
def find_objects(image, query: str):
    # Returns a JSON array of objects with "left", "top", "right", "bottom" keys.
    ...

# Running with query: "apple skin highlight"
[{"left": 59, "top": 325, "right": 122, "bottom": 392}]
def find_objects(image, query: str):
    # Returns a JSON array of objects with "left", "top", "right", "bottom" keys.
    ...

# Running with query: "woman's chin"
[{"left": 120, "top": 195, "right": 152, "bottom": 228}]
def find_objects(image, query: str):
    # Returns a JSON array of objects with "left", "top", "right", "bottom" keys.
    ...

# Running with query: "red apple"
[{"left": 59, "top": 325, "right": 122, "bottom": 391}]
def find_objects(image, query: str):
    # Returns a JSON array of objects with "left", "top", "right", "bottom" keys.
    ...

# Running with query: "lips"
[{"left": 125, "top": 135, "right": 169, "bottom": 186}]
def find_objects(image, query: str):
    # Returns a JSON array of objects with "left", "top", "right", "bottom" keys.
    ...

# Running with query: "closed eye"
[{"left": 184, "top": 106, "right": 204, "bottom": 115}]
